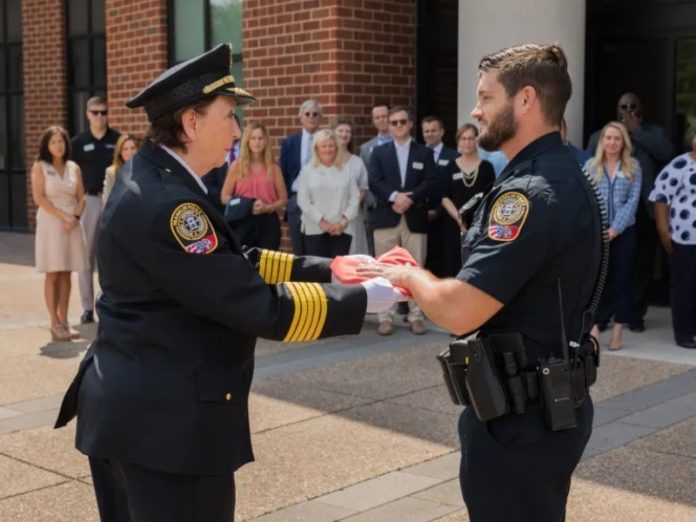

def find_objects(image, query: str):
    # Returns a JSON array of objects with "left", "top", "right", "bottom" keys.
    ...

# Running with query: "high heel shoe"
[
  {"left": 62, "top": 323, "right": 80, "bottom": 340},
  {"left": 50, "top": 325, "right": 72, "bottom": 342}
]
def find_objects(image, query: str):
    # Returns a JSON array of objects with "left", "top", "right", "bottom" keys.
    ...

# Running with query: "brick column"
[
  {"left": 242, "top": 0, "right": 416, "bottom": 250},
  {"left": 22, "top": 0, "right": 69, "bottom": 230},
  {"left": 105, "top": 0, "right": 168, "bottom": 135}
]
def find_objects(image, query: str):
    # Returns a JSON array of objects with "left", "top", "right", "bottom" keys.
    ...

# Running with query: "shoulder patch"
[
  {"left": 487, "top": 191, "right": 530, "bottom": 242},
  {"left": 170, "top": 202, "right": 218, "bottom": 254}
]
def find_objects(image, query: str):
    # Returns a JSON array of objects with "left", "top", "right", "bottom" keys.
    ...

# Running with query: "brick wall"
[
  {"left": 105, "top": 0, "right": 168, "bottom": 135},
  {"left": 242, "top": 0, "right": 416, "bottom": 249},
  {"left": 22, "top": 0, "right": 69, "bottom": 230}
]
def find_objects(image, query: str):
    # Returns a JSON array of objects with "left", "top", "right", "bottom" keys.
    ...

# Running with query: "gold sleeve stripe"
[
  {"left": 259, "top": 250, "right": 295, "bottom": 284},
  {"left": 283, "top": 282, "right": 328, "bottom": 342}
]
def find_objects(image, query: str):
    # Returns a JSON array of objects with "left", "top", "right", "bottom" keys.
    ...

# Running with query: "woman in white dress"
[
  {"left": 297, "top": 129, "right": 359, "bottom": 257},
  {"left": 331, "top": 116, "right": 370, "bottom": 254},
  {"left": 31, "top": 126, "right": 87, "bottom": 341}
]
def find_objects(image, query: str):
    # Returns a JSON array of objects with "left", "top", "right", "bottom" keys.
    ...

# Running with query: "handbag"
[{"left": 224, "top": 196, "right": 255, "bottom": 222}]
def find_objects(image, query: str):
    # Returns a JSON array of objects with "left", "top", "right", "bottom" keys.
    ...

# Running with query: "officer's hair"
[
  {"left": 421, "top": 115, "right": 444, "bottom": 128},
  {"left": 309, "top": 129, "right": 341, "bottom": 168},
  {"left": 37, "top": 126, "right": 71, "bottom": 163},
  {"left": 587, "top": 121, "right": 640, "bottom": 182},
  {"left": 330, "top": 115, "right": 355, "bottom": 154},
  {"left": 478, "top": 43, "right": 571, "bottom": 126},
  {"left": 144, "top": 97, "right": 217, "bottom": 153},
  {"left": 234, "top": 122, "right": 275, "bottom": 181},
  {"left": 388, "top": 106, "right": 413, "bottom": 121},
  {"left": 299, "top": 99, "right": 323, "bottom": 117},
  {"left": 86, "top": 96, "right": 106, "bottom": 109}
]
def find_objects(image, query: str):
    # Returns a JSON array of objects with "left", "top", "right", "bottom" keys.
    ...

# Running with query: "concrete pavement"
[{"left": 1, "top": 231, "right": 695, "bottom": 521}]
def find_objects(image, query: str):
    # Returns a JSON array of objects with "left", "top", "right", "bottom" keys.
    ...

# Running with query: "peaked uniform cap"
[{"left": 126, "top": 43, "right": 255, "bottom": 121}]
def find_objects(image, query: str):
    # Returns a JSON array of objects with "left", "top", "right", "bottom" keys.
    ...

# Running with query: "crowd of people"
[{"left": 31, "top": 90, "right": 695, "bottom": 349}]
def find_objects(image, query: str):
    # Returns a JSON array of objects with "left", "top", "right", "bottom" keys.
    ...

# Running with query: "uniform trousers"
[
  {"left": 89, "top": 457, "right": 235, "bottom": 522},
  {"left": 669, "top": 242, "right": 696, "bottom": 343},
  {"left": 79, "top": 194, "right": 102, "bottom": 312},
  {"left": 458, "top": 398, "right": 593, "bottom": 522},
  {"left": 373, "top": 216, "right": 426, "bottom": 323}
]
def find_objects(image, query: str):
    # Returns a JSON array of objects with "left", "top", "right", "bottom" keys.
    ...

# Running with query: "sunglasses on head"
[
  {"left": 89, "top": 110, "right": 108, "bottom": 116},
  {"left": 389, "top": 119, "right": 408, "bottom": 126},
  {"left": 304, "top": 111, "right": 319, "bottom": 117},
  {"left": 619, "top": 103, "right": 638, "bottom": 111}
]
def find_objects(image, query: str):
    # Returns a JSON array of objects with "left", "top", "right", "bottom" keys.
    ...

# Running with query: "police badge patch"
[
  {"left": 170, "top": 202, "right": 219, "bottom": 254},
  {"left": 488, "top": 191, "right": 530, "bottom": 242}
]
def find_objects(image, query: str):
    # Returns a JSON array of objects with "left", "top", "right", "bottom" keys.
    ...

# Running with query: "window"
[
  {"left": 0, "top": 0, "right": 25, "bottom": 230},
  {"left": 67, "top": 0, "right": 106, "bottom": 135},
  {"left": 676, "top": 38, "right": 696, "bottom": 150},
  {"left": 169, "top": 0, "right": 244, "bottom": 88}
]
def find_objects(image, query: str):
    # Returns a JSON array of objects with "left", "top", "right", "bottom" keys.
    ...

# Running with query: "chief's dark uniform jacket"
[
  {"left": 368, "top": 140, "right": 437, "bottom": 233},
  {"left": 56, "top": 142, "right": 367, "bottom": 476},
  {"left": 457, "top": 132, "right": 602, "bottom": 363}
]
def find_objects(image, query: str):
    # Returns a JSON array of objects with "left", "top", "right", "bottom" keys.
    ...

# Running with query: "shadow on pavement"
[{"left": 39, "top": 338, "right": 91, "bottom": 359}]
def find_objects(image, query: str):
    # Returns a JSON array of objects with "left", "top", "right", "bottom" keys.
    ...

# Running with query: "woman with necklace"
[
  {"left": 31, "top": 126, "right": 87, "bottom": 342},
  {"left": 586, "top": 121, "right": 642, "bottom": 351},
  {"left": 440, "top": 123, "right": 495, "bottom": 277},
  {"left": 221, "top": 122, "right": 287, "bottom": 249}
]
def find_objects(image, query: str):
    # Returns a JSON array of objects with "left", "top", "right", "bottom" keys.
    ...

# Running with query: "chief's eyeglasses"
[
  {"left": 389, "top": 119, "right": 408, "bottom": 126},
  {"left": 619, "top": 103, "right": 638, "bottom": 111},
  {"left": 89, "top": 110, "right": 108, "bottom": 116},
  {"left": 304, "top": 111, "right": 319, "bottom": 117}
]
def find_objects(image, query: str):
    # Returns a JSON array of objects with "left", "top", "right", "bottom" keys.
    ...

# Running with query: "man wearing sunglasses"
[
  {"left": 280, "top": 99, "right": 324, "bottom": 255},
  {"left": 71, "top": 97, "right": 121, "bottom": 325},
  {"left": 368, "top": 106, "right": 437, "bottom": 335},
  {"left": 586, "top": 92, "right": 673, "bottom": 333}
]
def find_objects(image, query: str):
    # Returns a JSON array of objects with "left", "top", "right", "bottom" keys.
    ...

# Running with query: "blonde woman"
[
  {"left": 297, "top": 129, "right": 359, "bottom": 257},
  {"left": 586, "top": 121, "right": 642, "bottom": 350},
  {"left": 221, "top": 122, "right": 287, "bottom": 249},
  {"left": 103, "top": 134, "right": 139, "bottom": 205},
  {"left": 331, "top": 115, "right": 370, "bottom": 254},
  {"left": 31, "top": 126, "right": 87, "bottom": 341}
]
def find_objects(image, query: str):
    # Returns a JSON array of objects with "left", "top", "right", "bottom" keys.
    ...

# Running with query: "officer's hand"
[
  {"left": 356, "top": 262, "right": 418, "bottom": 288},
  {"left": 360, "top": 276, "right": 405, "bottom": 313}
]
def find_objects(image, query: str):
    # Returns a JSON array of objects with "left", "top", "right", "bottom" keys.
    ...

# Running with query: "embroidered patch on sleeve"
[
  {"left": 170, "top": 202, "right": 219, "bottom": 254},
  {"left": 487, "top": 191, "right": 530, "bottom": 242}
]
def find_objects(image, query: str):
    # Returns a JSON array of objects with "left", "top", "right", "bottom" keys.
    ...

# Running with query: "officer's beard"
[{"left": 478, "top": 102, "right": 517, "bottom": 152}]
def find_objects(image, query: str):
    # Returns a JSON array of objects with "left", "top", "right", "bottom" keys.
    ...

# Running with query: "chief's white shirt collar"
[{"left": 159, "top": 144, "right": 209, "bottom": 194}]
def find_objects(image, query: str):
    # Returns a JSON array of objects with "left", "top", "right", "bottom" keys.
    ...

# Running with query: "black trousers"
[
  {"left": 670, "top": 242, "right": 696, "bottom": 343},
  {"left": 287, "top": 193, "right": 304, "bottom": 255},
  {"left": 629, "top": 202, "right": 658, "bottom": 324},
  {"left": 89, "top": 457, "right": 235, "bottom": 522},
  {"left": 597, "top": 226, "right": 636, "bottom": 325},
  {"left": 303, "top": 232, "right": 352, "bottom": 258},
  {"left": 230, "top": 212, "right": 281, "bottom": 250},
  {"left": 458, "top": 398, "right": 593, "bottom": 522}
]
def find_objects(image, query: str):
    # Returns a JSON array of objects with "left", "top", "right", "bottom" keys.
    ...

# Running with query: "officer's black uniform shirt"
[
  {"left": 457, "top": 132, "right": 601, "bottom": 365},
  {"left": 66, "top": 141, "right": 367, "bottom": 476},
  {"left": 71, "top": 127, "right": 121, "bottom": 195}
]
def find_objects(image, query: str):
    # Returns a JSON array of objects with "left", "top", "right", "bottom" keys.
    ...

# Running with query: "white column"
[{"left": 458, "top": 0, "right": 586, "bottom": 146}]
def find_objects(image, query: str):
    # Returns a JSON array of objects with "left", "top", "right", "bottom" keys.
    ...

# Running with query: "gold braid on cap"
[{"left": 202, "top": 75, "right": 236, "bottom": 94}]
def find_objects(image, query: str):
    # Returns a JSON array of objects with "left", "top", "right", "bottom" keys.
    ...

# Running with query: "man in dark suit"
[
  {"left": 279, "top": 99, "right": 323, "bottom": 255},
  {"left": 368, "top": 106, "right": 438, "bottom": 335},
  {"left": 422, "top": 115, "right": 458, "bottom": 277}
]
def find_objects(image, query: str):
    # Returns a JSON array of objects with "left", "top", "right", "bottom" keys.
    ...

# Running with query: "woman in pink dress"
[
  {"left": 31, "top": 126, "right": 87, "bottom": 341},
  {"left": 221, "top": 122, "right": 287, "bottom": 249}
]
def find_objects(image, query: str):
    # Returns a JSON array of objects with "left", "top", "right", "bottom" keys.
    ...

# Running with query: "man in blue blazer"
[
  {"left": 279, "top": 99, "right": 323, "bottom": 255},
  {"left": 368, "top": 106, "right": 438, "bottom": 335}
]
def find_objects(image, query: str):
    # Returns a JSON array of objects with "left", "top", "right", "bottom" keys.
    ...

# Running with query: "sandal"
[
  {"left": 50, "top": 325, "right": 72, "bottom": 342},
  {"left": 62, "top": 323, "right": 80, "bottom": 340}
]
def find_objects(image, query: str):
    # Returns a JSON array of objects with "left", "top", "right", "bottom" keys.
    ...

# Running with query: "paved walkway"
[{"left": 1, "top": 231, "right": 695, "bottom": 521}]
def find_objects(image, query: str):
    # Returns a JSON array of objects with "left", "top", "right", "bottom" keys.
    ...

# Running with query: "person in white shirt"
[{"left": 298, "top": 129, "right": 359, "bottom": 257}]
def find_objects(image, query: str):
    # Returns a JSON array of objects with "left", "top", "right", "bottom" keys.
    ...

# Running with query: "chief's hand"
[{"left": 360, "top": 276, "right": 404, "bottom": 313}]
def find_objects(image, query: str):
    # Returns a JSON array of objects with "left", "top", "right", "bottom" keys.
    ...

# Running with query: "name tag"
[
  {"left": 229, "top": 198, "right": 241, "bottom": 206},
  {"left": 106, "top": 144, "right": 115, "bottom": 149},
  {"left": 412, "top": 161, "right": 424, "bottom": 170},
  {"left": 438, "top": 159, "right": 450, "bottom": 166},
  {"left": 83, "top": 143, "right": 95, "bottom": 152},
  {"left": 452, "top": 172, "right": 464, "bottom": 180}
]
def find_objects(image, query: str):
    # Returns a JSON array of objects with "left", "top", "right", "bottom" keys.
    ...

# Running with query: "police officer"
[
  {"left": 358, "top": 43, "right": 602, "bottom": 521},
  {"left": 54, "top": 44, "right": 400, "bottom": 522}
]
